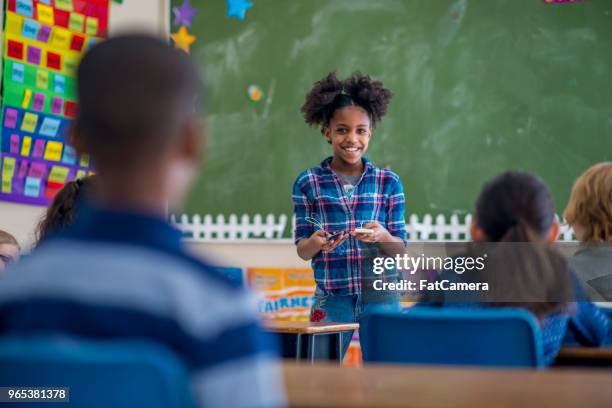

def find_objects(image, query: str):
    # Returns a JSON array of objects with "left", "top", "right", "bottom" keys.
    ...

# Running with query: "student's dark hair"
[
  {"left": 75, "top": 34, "right": 203, "bottom": 169},
  {"left": 473, "top": 171, "right": 573, "bottom": 318},
  {"left": 300, "top": 71, "right": 392, "bottom": 132},
  {"left": 35, "top": 176, "right": 94, "bottom": 243},
  {"left": 476, "top": 171, "right": 556, "bottom": 242}
]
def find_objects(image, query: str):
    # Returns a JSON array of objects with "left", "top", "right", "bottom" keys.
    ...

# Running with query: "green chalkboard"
[{"left": 174, "top": 0, "right": 612, "bottom": 227}]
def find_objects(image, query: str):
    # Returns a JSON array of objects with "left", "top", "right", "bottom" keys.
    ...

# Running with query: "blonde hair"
[
  {"left": 0, "top": 230, "right": 20, "bottom": 249},
  {"left": 564, "top": 162, "right": 612, "bottom": 243}
]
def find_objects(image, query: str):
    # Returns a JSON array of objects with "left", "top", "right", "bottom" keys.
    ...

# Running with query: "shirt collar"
[
  {"left": 53, "top": 200, "right": 183, "bottom": 255},
  {"left": 320, "top": 156, "right": 373, "bottom": 173}
]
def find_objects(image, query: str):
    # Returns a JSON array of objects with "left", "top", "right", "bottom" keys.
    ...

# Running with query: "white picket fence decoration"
[
  {"left": 558, "top": 223, "right": 577, "bottom": 241},
  {"left": 170, "top": 213, "right": 576, "bottom": 242},
  {"left": 406, "top": 214, "right": 471, "bottom": 241},
  {"left": 170, "top": 213, "right": 289, "bottom": 241}
]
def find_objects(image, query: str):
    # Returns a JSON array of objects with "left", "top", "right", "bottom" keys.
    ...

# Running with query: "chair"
[
  {"left": 599, "top": 305, "right": 612, "bottom": 320},
  {"left": 215, "top": 266, "right": 244, "bottom": 286},
  {"left": 360, "top": 307, "right": 543, "bottom": 368},
  {"left": 0, "top": 336, "right": 195, "bottom": 408},
  {"left": 599, "top": 305, "right": 612, "bottom": 345}
]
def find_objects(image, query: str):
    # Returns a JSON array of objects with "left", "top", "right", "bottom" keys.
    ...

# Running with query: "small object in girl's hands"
[
  {"left": 327, "top": 231, "right": 345, "bottom": 241},
  {"left": 354, "top": 228, "right": 374, "bottom": 235},
  {"left": 305, "top": 217, "right": 344, "bottom": 240}
]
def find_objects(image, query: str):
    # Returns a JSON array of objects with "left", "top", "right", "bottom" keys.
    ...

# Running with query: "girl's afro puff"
[{"left": 300, "top": 71, "right": 393, "bottom": 130}]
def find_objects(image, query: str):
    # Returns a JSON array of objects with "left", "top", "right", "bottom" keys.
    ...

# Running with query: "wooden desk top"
[
  {"left": 284, "top": 361, "right": 612, "bottom": 408},
  {"left": 557, "top": 347, "right": 612, "bottom": 361},
  {"left": 263, "top": 321, "right": 359, "bottom": 334}
]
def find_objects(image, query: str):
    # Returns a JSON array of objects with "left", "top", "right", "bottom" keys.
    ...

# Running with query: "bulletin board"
[{"left": 0, "top": 0, "right": 109, "bottom": 205}]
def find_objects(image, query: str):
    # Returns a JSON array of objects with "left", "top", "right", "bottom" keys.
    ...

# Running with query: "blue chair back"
[
  {"left": 360, "top": 307, "right": 543, "bottom": 368},
  {"left": 0, "top": 336, "right": 195, "bottom": 408},
  {"left": 600, "top": 305, "right": 612, "bottom": 345},
  {"left": 600, "top": 305, "right": 612, "bottom": 320},
  {"left": 215, "top": 266, "right": 244, "bottom": 286}
]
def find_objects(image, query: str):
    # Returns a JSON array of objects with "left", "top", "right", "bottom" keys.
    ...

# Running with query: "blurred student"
[
  {"left": 428, "top": 171, "right": 608, "bottom": 364},
  {"left": 0, "top": 230, "right": 20, "bottom": 273},
  {"left": 564, "top": 162, "right": 612, "bottom": 301},
  {"left": 35, "top": 176, "right": 94, "bottom": 244},
  {"left": 0, "top": 35, "right": 285, "bottom": 408}
]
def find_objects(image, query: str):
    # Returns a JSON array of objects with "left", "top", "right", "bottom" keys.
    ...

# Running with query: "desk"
[
  {"left": 283, "top": 361, "right": 612, "bottom": 408},
  {"left": 555, "top": 347, "right": 612, "bottom": 368},
  {"left": 264, "top": 321, "right": 358, "bottom": 362}
]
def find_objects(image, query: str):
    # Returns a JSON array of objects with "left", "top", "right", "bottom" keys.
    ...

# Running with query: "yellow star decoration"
[{"left": 171, "top": 25, "right": 196, "bottom": 53}]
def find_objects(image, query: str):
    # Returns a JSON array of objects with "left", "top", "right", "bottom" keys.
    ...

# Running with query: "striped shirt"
[
  {"left": 292, "top": 157, "right": 407, "bottom": 295},
  {"left": 0, "top": 204, "right": 286, "bottom": 408}
]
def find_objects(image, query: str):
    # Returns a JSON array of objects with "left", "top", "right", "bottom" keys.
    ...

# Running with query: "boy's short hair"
[
  {"left": 75, "top": 34, "right": 203, "bottom": 170},
  {"left": 0, "top": 230, "right": 20, "bottom": 250},
  {"left": 564, "top": 162, "right": 612, "bottom": 242}
]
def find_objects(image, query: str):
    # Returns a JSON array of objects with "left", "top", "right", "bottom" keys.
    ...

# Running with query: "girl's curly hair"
[{"left": 300, "top": 71, "right": 393, "bottom": 131}]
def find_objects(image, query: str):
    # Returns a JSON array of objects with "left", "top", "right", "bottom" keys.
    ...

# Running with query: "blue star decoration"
[
  {"left": 226, "top": 0, "right": 252, "bottom": 21},
  {"left": 174, "top": 0, "right": 198, "bottom": 27}
]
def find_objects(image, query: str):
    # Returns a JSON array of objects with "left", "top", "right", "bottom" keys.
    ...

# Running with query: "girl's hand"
[
  {"left": 309, "top": 230, "right": 348, "bottom": 253},
  {"left": 309, "top": 230, "right": 329, "bottom": 249},
  {"left": 352, "top": 221, "right": 392, "bottom": 243},
  {"left": 321, "top": 231, "right": 349, "bottom": 253}
]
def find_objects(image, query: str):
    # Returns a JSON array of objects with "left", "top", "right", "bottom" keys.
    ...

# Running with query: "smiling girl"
[{"left": 292, "top": 72, "right": 407, "bottom": 355}]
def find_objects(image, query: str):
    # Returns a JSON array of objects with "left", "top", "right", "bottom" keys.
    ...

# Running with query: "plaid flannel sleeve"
[
  {"left": 387, "top": 178, "right": 408, "bottom": 244},
  {"left": 292, "top": 175, "right": 315, "bottom": 244}
]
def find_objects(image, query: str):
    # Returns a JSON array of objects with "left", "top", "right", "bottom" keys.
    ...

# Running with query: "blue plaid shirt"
[{"left": 293, "top": 157, "right": 407, "bottom": 295}]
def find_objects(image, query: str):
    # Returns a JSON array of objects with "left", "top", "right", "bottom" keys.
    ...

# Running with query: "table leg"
[
  {"left": 296, "top": 333, "right": 302, "bottom": 361},
  {"left": 308, "top": 334, "right": 316, "bottom": 364}
]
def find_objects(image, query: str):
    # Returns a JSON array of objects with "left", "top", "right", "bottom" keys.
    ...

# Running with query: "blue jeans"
[{"left": 310, "top": 287, "right": 401, "bottom": 358}]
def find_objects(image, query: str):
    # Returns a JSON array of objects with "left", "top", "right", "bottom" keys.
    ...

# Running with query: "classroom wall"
[
  {"left": 108, "top": 0, "right": 169, "bottom": 35},
  {"left": 0, "top": 0, "right": 170, "bottom": 249},
  {"left": 185, "top": 241, "right": 311, "bottom": 268}
]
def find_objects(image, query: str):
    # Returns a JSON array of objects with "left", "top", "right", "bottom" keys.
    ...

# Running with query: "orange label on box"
[{"left": 247, "top": 268, "right": 316, "bottom": 321}]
